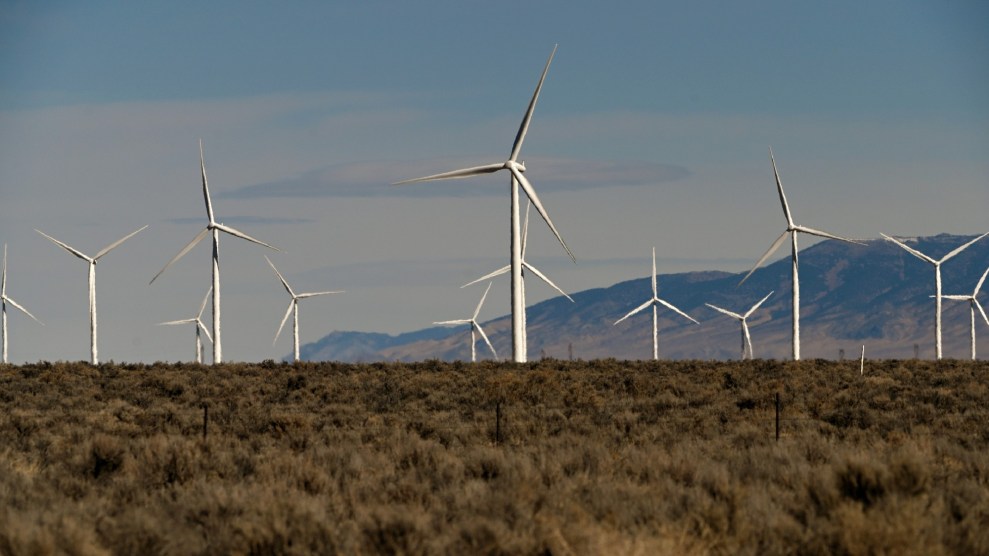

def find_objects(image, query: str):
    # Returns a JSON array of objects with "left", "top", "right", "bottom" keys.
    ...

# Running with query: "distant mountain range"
[{"left": 299, "top": 234, "right": 989, "bottom": 362}]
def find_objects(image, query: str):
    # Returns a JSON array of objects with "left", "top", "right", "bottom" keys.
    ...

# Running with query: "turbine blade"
[
  {"left": 705, "top": 303, "right": 742, "bottom": 320},
  {"left": 201, "top": 139, "right": 215, "bottom": 224},
  {"left": 940, "top": 295, "right": 970, "bottom": 301},
  {"left": 512, "top": 167, "right": 575, "bottom": 263},
  {"left": 738, "top": 231, "right": 789, "bottom": 286},
  {"left": 656, "top": 297, "right": 699, "bottom": 324},
  {"left": 5, "top": 297, "right": 42, "bottom": 325},
  {"left": 393, "top": 163, "right": 505, "bottom": 185},
  {"left": 880, "top": 234, "right": 937, "bottom": 265},
  {"left": 198, "top": 320, "right": 213, "bottom": 343},
  {"left": 213, "top": 223, "right": 278, "bottom": 250},
  {"left": 150, "top": 227, "right": 210, "bottom": 284},
  {"left": 158, "top": 318, "right": 198, "bottom": 326},
  {"left": 2, "top": 244, "right": 6, "bottom": 296},
  {"left": 475, "top": 321, "right": 498, "bottom": 359},
  {"left": 794, "top": 225, "right": 864, "bottom": 245},
  {"left": 274, "top": 300, "right": 294, "bottom": 344},
  {"left": 651, "top": 247, "right": 657, "bottom": 298},
  {"left": 521, "top": 200, "right": 532, "bottom": 257},
  {"left": 434, "top": 319, "right": 471, "bottom": 326},
  {"left": 296, "top": 290, "right": 344, "bottom": 299},
  {"left": 265, "top": 255, "right": 295, "bottom": 297},
  {"left": 974, "top": 265, "right": 989, "bottom": 296},
  {"left": 744, "top": 290, "right": 775, "bottom": 318},
  {"left": 94, "top": 225, "right": 148, "bottom": 260},
  {"left": 462, "top": 265, "right": 510, "bottom": 288},
  {"left": 522, "top": 261, "right": 574, "bottom": 302},
  {"left": 510, "top": 44, "right": 557, "bottom": 162},
  {"left": 615, "top": 299, "right": 653, "bottom": 325},
  {"left": 939, "top": 231, "right": 989, "bottom": 264},
  {"left": 472, "top": 282, "right": 493, "bottom": 320},
  {"left": 976, "top": 300, "right": 989, "bottom": 327},
  {"left": 35, "top": 229, "right": 92, "bottom": 262},
  {"left": 197, "top": 286, "right": 213, "bottom": 319},
  {"left": 769, "top": 148, "right": 795, "bottom": 227}
]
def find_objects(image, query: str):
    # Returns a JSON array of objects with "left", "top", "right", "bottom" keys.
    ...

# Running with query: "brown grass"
[{"left": 1, "top": 358, "right": 987, "bottom": 555}]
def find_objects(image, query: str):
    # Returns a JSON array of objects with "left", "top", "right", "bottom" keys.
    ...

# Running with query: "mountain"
[{"left": 301, "top": 234, "right": 989, "bottom": 361}]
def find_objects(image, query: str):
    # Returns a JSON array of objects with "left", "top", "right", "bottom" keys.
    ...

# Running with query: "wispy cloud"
[{"left": 221, "top": 157, "right": 689, "bottom": 199}]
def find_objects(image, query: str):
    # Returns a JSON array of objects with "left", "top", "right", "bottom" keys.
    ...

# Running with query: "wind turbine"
[
  {"left": 705, "top": 291, "right": 774, "bottom": 360},
  {"left": 36, "top": 226, "right": 146, "bottom": 364},
  {"left": 151, "top": 140, "right": 278, "bottom": 364},
  {"left": 738, "top": 149, "right": 862, "bottom": 361},
  {"left": 157, "top": 287, "right": 213, "bottom": 364},
  {"left": 265, "top": 256, "right": 343, "bottom": 363},
  {"left": 940, "top": 266, "right": 989, "bottom": 360},
  {"left": 2, "top": 244, "right": 43, "bottom": 364},
  {"left": 614, "top": 247, "right": 699, "bottom": 360},
  {"left": 434, "top": 282, "right": 497, "bottom": 362},
  {"left": 882, "top": 232, "right": 989, "bottom": 359},
  {"left": 395, "top": 45, "right": 574, "bottom": 363},
  {"left": 462, "top": 201, "right": 574, "bottom": 358}
]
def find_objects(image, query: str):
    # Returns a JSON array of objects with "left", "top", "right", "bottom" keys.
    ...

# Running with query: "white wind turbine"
[
  {"left": 36, "top": 226, "right": 146, "bottom": 365},
  {"left": 614, "top": 247, "right": 699, "bottom": 360},
  {"left": 157, "top": 287, "right": 213, "bottom": 364},
  {"left": 738, "top": 149, "right": 862, "bottom": 361},
  {"left": 151, "top": 140, "right": 278, "bottom": 364},
  {"left": 940, "top": 266, "right": 989, "bottom": 360},
  {"left": 462, "top": 201, "right": 574, "bottom": 358},
  {"left": 265, "top": 256, "right": 343, "bottom": 363},
  {"left": 705, "top": 291, "right": 774, "bottom": 360},
  {"left": 882, "top": 232, "right": 989, "bottom": 359},
  {"left": 395, "top": 45, "right": 574, "bottom": 363},
  {"left": 434, "top": 282, "right": 498, "bottom": 362},
  {"left": 2, "top": 244, "right": 43, "bottom": 364}
]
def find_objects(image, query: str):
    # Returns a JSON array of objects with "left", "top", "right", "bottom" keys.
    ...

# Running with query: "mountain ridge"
[{"left": 299, "top": 234, "right": 989, "bottom": 361}]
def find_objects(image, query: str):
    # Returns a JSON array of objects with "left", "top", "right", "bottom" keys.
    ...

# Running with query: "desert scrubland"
[{"left": 1, "top": 358, "right": 987, "bottom": 555}]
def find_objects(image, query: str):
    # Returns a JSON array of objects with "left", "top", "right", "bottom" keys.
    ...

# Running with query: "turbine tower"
[
  {"left": 705, "top": 291, "right": 774, "bottom": 360},
  {"left": 434, "top": 282, "right": 497, "bottom": 362},
  {"left": 157, "top": 287, "right": 213, "bottom": 364},
  {"left": 36, "top": 226, "right": 146, "bottom": 364},
  {"left": 882, "top": 232, "right": 989, "bottom": 359},
  {"left": 151, "top": 140, "right": 278, "bottom": 364},
  {"left": 462, "top": 201, "right": 574, "bottom": 358},
  {"left": 2, "top": 244, "right": 43, "bottom": 364},
  {"left": 739, "top": 149, "right": 861, "bottom": 361},
  {"left": 941, "top": 266, "right": 989, "bottom": 360},
  {"left": 614, "top": 247, "right": 699, "bottom": 360},
  {"left": 395, "top": 46, "right": 574, "bottom": 363},
  {"left": 265, "top": 256, "right": 343, "bottom": 363}
]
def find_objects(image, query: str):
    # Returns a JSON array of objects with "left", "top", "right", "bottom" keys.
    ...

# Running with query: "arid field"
[{"left": 1, "top": 358, "right": 987, "bottom": 555}]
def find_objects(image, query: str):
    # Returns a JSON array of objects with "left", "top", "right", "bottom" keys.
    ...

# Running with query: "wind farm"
[{"left": 3, "top": 4, "right": 989, "bottom": 554}]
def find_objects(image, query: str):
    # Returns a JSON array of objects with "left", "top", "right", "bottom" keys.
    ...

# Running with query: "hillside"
[{"left": 301, "top": 234, "right": 989, "bottom": 361}]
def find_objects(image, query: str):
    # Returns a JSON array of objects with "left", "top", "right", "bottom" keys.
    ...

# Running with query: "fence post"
[
  {"left": 495, "top": 401, "right": 502, "bottom": 445},
  {"left": 202, "top": 403, "right": 209, "bottom": 442},
  {"left": 775, "top": 392, "right": 780, "bottom": 442}
]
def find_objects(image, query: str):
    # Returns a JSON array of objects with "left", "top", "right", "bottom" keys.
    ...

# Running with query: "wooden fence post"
[
  {"left": 775, "top": 392, "right": 780, "bottom": 442},
  {"left": 202, "top": 403, "right": 209, "bottom": 442}
]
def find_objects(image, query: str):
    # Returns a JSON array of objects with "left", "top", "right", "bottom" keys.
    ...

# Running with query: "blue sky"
[{"left": 1, "top": 1, "right": 987, "bottom": 362}]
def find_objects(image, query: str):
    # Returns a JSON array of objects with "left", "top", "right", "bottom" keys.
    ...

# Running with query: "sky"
[{"left": 1, "top": 0, "right": 987, "bottom": 363}]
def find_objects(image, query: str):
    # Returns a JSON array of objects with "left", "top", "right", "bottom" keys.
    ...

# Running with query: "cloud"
[{"left": 220, "top": 157, "right": 690, "bottom": 199}]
